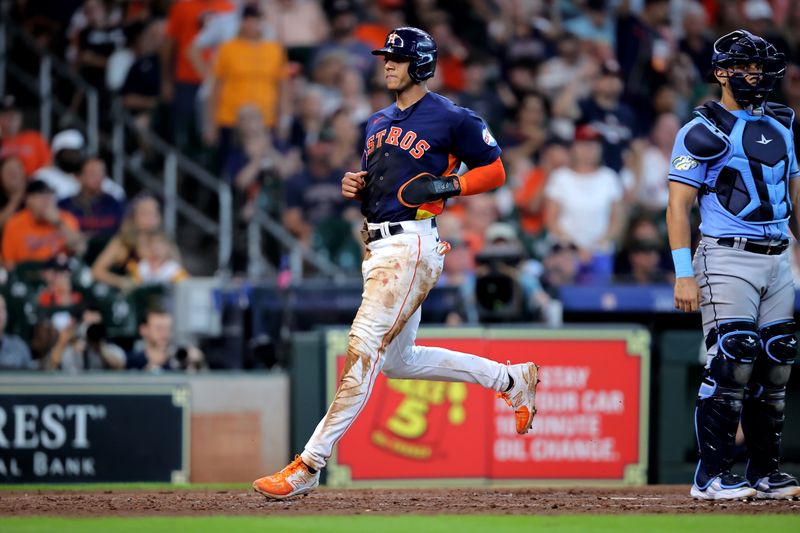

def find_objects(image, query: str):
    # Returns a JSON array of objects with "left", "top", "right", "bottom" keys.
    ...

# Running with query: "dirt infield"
[{"left": 1, "top": 486, "right": 799, "bottom": 516}]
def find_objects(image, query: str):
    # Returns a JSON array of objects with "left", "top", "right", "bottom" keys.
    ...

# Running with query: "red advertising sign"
[{"left": 326, "top": 328, "right": 649, "bottom": 485}]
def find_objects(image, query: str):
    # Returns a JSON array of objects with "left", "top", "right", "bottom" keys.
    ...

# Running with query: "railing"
[
  {"left": 250, "top": 211, "right": 347, "bottom": 281},
  {"left": 110, "top": 107, "right": 233, "bottom": 272},
  {"left": 1, "top": 15, "right": 348, "bottom": 279}
]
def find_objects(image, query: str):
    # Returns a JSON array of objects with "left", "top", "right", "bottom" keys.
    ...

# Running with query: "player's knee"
[
  {"left": 700, "top": 321, "right": 759, "bottom": 399},
  {"left": 381, "top": 345, "right": 416, "bottom": 378},
  {"left": 381, "top": 364, "right": 401, "bottom": 378},
  {"left": 760, "top": 320, "right": 797, "bottom": 365},
  {"left": 710, "top": 321, "right": 760, "bottom": 363}
]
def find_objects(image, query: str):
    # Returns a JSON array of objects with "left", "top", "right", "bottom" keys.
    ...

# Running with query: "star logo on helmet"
[{"left": 387, "top": 32, "right": 404, "bottom": 47}]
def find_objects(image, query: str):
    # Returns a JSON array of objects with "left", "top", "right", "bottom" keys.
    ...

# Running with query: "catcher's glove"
[{"left": 398, "top": 173, "right": 461, "bottom": 206}]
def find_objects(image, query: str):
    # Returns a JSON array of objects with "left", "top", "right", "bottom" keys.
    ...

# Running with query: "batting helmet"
[
  {"left": 371, "top": 27, "right": 438, "bottom": 83},
  {"left": 708, "top": 29, "right": 786, "bottom": 108}
]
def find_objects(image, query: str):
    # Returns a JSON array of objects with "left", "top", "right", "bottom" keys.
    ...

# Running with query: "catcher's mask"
[
  {"left": 372, "top": 27, "right": 438, "bottom": 83},
  {"left": 708, "top": 29, "right": 786, "bottom": 111}
]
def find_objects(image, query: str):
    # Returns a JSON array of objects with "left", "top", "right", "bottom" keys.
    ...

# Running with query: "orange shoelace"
[
  {"left": 496, "top": 392, "right": 512, "bottom": 407},
  {"left": 280, "top": 455, "right": 307, "bottom": 476}
]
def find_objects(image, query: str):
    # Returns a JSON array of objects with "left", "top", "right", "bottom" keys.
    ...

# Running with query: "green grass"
[
  {"left": 0, "top": 482, "right": 249, "bottom": 492},
  {"left": 1, "top": 515, "right": 798, "bottom": 533}
]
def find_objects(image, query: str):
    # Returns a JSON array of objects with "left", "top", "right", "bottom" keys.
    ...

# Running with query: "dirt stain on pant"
[{"left": 312, "top": 236, "right": 444, "bottom": 455}]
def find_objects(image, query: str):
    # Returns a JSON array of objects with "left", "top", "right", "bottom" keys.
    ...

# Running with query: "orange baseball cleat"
[
  {"left": 252, "top": 455, "right": 320, "bottom": 500},
  {"left": 497, "top": 362, "right": 540, "bottom": 434}
]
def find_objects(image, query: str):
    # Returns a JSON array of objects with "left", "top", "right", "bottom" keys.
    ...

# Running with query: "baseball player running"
[
  {"left": 667, "top": 29, "right": 800, "bottom": 500},
  {"left": 253, "top": 27, "right": 539, "bottom": 500}
]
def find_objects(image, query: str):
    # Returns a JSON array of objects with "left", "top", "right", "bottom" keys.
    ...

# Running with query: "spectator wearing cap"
[
  {"left": 1, "top": 180, "right": 85, "bottom": 269},
  {"left": 34, "top": 129, "right": 126, "bottom": 201},
  {"left": 58, "top": 157, "right": 126, "bottom": 241},
  {"left": 574, "top": 59, "right": 638, "bottom": 172},
  {"left": 0, "top": 294, "right": 36, "bottom": 370},
  {"left": 0, "top": 95, "right": 51, "bottom": 176},
  {"left": 0, "top": 156, "right": 27, "bottom": 233},
  {"left": 206, "top": 4, "right": 289, "bottom": 165},
  {"left": 37, "top": 256, "right": 83, "bottom": 308},
  {"left": 544, "top": 125, "right": 623, "bottom": 282}
]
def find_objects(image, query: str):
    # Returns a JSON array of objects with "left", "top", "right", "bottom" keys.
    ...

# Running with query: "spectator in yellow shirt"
[{"left": 206, "top": 4, "right": 289, "bottom": 166}]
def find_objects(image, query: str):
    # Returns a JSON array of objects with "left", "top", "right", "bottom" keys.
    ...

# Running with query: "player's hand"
[
  {"left": 342, "top": 171, "right": 366, "bottom": 199},
  {"left": 674, "top": 277, "right": 700, "bottom": 312},
  {"left": 399, "top": 173, "right": 461, "bottom": 206}
]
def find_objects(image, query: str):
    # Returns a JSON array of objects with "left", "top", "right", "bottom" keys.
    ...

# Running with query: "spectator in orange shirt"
[
  {"left": 515, "top": 142, "right": 570, "bottom": 237},
  {"left": 160, "top": 0, "right": 234, "bottom": 150},
  {"left": 206, "top": 4, "right": 288, "bottom": 165},
  {"left": 2, "top": 180, "right": 85, "bottom": 269},
  {"left": 0, "top": 95, "right": 51, "bottom": 175}
]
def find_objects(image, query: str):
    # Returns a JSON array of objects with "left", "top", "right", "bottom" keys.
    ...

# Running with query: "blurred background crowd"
[{"left": 1, "top": 0, "right": 800, "bottom": 372}]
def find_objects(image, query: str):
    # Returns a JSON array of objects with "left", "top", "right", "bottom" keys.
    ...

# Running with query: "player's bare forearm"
[
  {"left": 667, "top": 181, "right": 700, "bottom": 312},
  {"left": 666, "top": 181, "right": 698, "bottom": 250},
  {"left": 790, "top": 178, "right": 800, "bottom": 240}
]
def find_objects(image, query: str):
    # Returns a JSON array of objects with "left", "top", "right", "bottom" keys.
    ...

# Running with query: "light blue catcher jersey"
[{"left": 669, "top": 102, "right": 799, "bottom": 240}]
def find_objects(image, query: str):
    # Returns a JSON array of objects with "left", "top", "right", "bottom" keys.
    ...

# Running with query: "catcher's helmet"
[
  {"left": 708, "top": 29, "right": 786, "bottom": 109},
  {"left": 372, "top": 27, "right": 437, "bottom": 83}
]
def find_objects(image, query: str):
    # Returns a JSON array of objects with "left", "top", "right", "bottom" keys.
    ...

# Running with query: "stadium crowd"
[{"left": 2, "top": 0, "right": 800, "bottom": 369}]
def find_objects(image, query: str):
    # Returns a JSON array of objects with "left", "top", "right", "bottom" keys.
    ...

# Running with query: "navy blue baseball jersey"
[
  {"left": 361, "top": 92, "right": 501, "bottom": 223},
  {"left": 669, "top": 103, "right": 799, "bottom": 240}
]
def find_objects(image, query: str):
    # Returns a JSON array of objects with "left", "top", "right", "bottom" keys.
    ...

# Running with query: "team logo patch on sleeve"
[
  {"left": 482, "top": 125, "right": 497, "bottom": 147},
  {"left": 672, "top": 155, "right": 699, "bottom": 171}
]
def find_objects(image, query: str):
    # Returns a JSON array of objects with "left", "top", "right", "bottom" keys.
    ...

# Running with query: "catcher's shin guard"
[
  {"left": 695, "top": 321, "right": 758, "bottom": 483},
  {"left": 743, "top": 321, "right": 796, "bottom": 481}
]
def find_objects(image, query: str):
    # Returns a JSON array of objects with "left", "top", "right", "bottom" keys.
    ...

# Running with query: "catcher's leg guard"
[
  {"left": 743, "top": 320, "right": 796, "bottom": 481},
  {"left": 694, "top": 321, "right": 759, "bottom": 487}
]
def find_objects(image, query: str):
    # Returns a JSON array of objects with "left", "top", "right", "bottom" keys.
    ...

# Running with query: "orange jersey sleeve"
[{"left": 457, "top": 157, "right": 505, "bottom": 196}]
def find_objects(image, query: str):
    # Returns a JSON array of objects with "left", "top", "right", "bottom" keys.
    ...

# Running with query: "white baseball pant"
[{"left": 301, "top": 220, "right": 510, "bottom": 470}]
